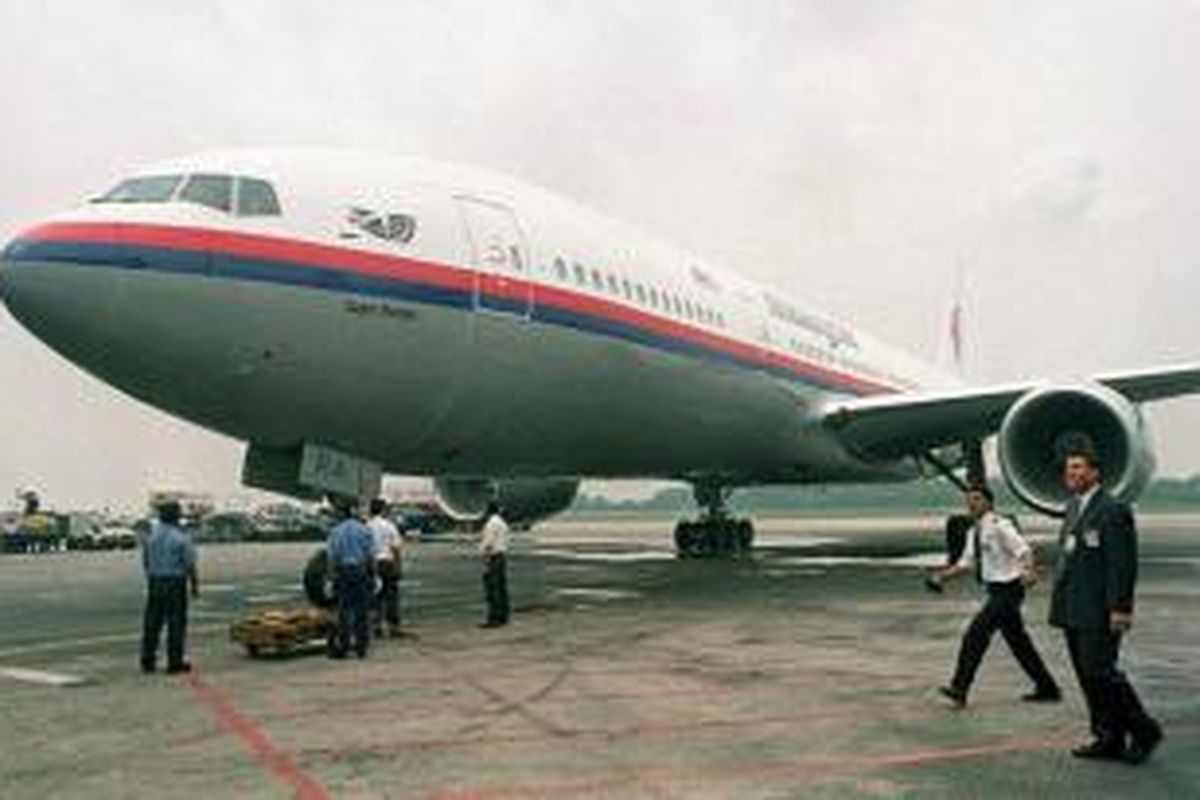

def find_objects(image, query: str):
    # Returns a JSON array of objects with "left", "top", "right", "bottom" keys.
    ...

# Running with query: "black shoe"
[
  {"left": 327, "top": 650, "right": 347, "bottom": 660},
  {"left": 356, "top": 649, "right": 367, "bottom": 660},
  {"left": 1022, "top": 688, "right": 1062, "bottom": 703},
  {"left": 938, "top": 686, "right": 966, "bottom": 708},
  {"left": 1126, "top": 723, "right": 1163, "bottom": 765},
  {"left": 165, "top": 661, "right": 192, "bottom": 675},
  {"left": 479, "top": 621, "right": 502, "bottom": 629},
  {"left": 140, "top": 661, "right": 155, "bottom": 674},
  {"left": 1071, "top": 739, "right": 1125, "bottom": 760}
]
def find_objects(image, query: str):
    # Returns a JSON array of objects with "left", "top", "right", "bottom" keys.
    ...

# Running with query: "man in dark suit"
[{"left": 1050, "top": 445, "right": 1163, "bottom": 764}]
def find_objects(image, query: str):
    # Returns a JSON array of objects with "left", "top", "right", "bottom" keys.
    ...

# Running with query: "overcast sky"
[{"left": 2, "top": 1, "right": 1199, "bottom": 511}]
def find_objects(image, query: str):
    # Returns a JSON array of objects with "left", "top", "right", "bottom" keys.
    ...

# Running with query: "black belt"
[{"left": 986, "top": 578, "right": 1023, "bottom": 590}]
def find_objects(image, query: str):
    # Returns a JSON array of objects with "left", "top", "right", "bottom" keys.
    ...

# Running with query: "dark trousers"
[
  {"left": 950, "top": 581, "right": 1058, "bottom": 697},
  {"left": 141, "top": 576, "right": 188, "bottom": 669},
  {"left": 1065, "top": 627, "right": 1158, "bottom": 745},
  {"left": 375, "top": 559, "right": 401, "bottom": 632},
  {"left": 483, "top": 554, "right": 509, "bottom": 625},
  {"left": 331, "top": 565, "right": 371, "bottom": 656}
]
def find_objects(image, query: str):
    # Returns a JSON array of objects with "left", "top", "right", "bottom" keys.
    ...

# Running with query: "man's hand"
[{"left": 1110, "top": 610, "right": 1134, "bottom": 633}]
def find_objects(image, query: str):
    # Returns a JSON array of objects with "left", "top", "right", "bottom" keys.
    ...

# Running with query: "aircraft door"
[{"left": 455, "top": 196, "right": 533, "bottom": 318}]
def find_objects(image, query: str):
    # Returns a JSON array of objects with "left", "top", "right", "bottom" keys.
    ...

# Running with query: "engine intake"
[
  {"left": 998, "top": 384, "right": 1155, "bottom": 516},
  {"left": 433, "top": 477, "right": 580, "bottom": 527}
]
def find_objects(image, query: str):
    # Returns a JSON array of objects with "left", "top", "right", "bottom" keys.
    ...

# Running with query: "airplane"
[{"left": 1, "top": 147, "right": 1198, "bottom": 556}]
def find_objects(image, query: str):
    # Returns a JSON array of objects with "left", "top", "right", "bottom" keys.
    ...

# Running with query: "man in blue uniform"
[
  {"left": 326, "top": 500, "right": 375, "bottom": 659},
  {"left": 1050, "top": 444, "right": 1163, "bottom": 764},
  {"left": 140, "top": 500, "right": 198, "bottom": 674}
]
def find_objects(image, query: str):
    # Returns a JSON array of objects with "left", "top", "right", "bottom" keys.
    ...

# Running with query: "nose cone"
[
  {"left": 0, "top": 239, "right": 12, "bottom": 308},
  {"left": 0, "top": 230, "right": 51, "bottom": 330}
]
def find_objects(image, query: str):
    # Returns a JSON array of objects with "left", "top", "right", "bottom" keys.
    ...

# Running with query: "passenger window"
[
  {"left": 554, "top": 257, "right": 568, "bottom": 281},
  {"left": 590, "top": 269, "right": 604, "bottom": 291},
  {"left": 573, "top": 263, "right": 587, "bottom": 285},
  {"left": 636, "top": 284, "right": 647, "bottom": 304},
  {"left": 649, "top": 287, "right": 660, "bottom": 309},
  {"left": 607, "top": 274, "right": 620, "bottom": 294},
  {"left": 622, "top": 278, "right": 633, "bottom": 299},
  {"left": 96, "top": 174, "right": 183, "bottom": 203},
  {"left": 179, "top": 174, "right": 233, "bottom": 213},
  {"left": 236, "top": 177, "right": 281, "bottom": 216}
]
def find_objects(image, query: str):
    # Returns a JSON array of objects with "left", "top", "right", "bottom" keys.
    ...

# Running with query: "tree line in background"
[{"left": 572, "top": 475, "right": 1200, "bottom": 515}]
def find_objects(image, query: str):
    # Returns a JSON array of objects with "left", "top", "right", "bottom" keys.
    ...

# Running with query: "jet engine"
[
  {"left": 997, "top": 384, "right": 1155, "bottom": 516},
  {"left": 433, "top": 477, "right": 580, "bottom": 527}
]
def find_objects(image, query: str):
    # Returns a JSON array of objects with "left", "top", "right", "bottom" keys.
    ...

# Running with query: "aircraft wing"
[{"left": 822, "top": 362, "right": 1200, "bottom": 459}]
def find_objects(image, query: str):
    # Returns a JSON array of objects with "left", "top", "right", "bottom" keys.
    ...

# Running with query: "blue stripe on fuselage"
[{"left": 7, "top": 238, "right": 870, "bottom": 397}]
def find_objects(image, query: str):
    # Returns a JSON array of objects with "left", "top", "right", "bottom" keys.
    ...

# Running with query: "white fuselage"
[{"left": 0, "top": 149, "right": 959, "bottom": 486}]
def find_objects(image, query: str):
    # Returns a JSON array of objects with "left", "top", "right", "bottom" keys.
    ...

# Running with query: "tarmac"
[{"left": 1, "top": 513, "right": 1198, "bottom": 799}]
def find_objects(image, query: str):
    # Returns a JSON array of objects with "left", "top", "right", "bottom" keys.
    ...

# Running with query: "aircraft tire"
[{"left": 302, "top": 548, "right": 336, "bottom": 609}]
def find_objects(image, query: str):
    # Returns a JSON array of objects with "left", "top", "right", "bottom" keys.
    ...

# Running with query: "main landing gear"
[{"left": 673, "top": 483, "right": 755, "bottom": 558}]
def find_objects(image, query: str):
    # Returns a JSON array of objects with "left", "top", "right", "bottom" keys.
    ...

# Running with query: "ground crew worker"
[
  {"left": 139, "top": 500, "right": 198, "bottom": 674},
  {"left": 479, "top": 501, "right": 510, "bottom": 628},
  {"left": 1051, "top": 445, "right": 1163, "bottom": 763},
  {"left": 928, "top": 485, "right": 1060, "bottom": 707},
  {"left": 367, "top": 498, "right": 403, "bottom": 638},
  {"left": 326, "top": 500, "right": 375, "bottom": 659}
]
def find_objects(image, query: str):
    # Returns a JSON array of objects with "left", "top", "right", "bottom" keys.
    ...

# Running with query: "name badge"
[
  {"left": 1083, "top": 529, "right": 1101, "bottom": 549},
  {"left": 1064, "top": 535, "right": 1077, "bottom": 555}
]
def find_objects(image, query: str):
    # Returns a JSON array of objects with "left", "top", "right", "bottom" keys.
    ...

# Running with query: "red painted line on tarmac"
[
  {"left": 417, "top": 724, "right": 1198, "bottom": 800},
  {"left": 415, "top": 733, "right": 1062, "bottom": 800},
  {"left": 186, "top": 673, "right": 329, "bottom": 800}
]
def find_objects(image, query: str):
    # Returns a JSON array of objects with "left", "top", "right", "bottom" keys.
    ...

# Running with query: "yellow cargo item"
[{"left": 229, "top": 607, "right": 334, "bottom": 657}]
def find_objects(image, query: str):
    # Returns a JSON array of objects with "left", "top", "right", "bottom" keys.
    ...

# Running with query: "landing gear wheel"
[
  {"left": 302, "top": 548, "right": 336, "bottom": 609},
  {"left": 673, "top": 517, "right": 755, "bottom": 558},
  {"left": 736, "top": 519, "right": 754, "bottom": 551}
]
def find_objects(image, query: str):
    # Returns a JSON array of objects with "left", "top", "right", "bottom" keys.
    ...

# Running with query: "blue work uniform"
[
  {"left": 140, "top": 521, "right": 197, "bottom": 672},
  {"left": 326, "top": 517, "right": 375, "bottom": 658}
]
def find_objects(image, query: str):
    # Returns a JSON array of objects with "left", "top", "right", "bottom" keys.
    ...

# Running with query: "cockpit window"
[
  {"left": 236, "top": 177, "right": 281, "bottom": 216},
  {"left": 97, "top": 174, "right": 183, "bottom": 203},
  {"left": 179, "top": 174, "right": 233, "bottom": 212}
]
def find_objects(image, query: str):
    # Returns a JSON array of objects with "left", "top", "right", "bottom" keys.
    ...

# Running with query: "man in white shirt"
[
  {"left": 367, "top": 498, "right": 403, "bottom": 638},
  {"left": 479, "top": 501, "right": 510, "bottom": 628},
  {"left": 928, "top": 485, "right": 1060, "bottom": 707}
]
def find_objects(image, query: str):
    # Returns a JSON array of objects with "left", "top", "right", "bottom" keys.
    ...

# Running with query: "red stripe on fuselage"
[{"left": 16, "top": 221, "right": 899, "bottom": 397}]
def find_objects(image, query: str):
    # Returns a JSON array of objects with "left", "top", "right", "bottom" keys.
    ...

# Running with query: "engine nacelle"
[
  {"left": 997, "top": 384, "right": 1155, "bottom": 516},
  {"left": 433, "top": 477, "right": 580, "bottom": 527}
]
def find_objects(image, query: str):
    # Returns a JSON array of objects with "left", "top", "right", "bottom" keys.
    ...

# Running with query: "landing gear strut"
[{"left": 673, "top": 483, "right": 755, "bottom": 558}]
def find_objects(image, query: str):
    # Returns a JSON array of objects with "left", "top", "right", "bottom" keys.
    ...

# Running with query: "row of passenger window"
[
  {"left": 786, "top": 335, "right": 902, "bottom": 386},
  {"left": 551, "top": 256, "right": 725, "bottom": 329},
  {"left": 95, "top": 173, "right": 282, "bottom": 217}
]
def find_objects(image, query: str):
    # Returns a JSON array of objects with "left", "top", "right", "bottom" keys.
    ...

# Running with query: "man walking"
[
  {"left": 367, "top": 498, "right": 404, "bottom": 638},
  {"left": 479, "top": 501, "right": 510, "bottom": 628},
  {"left": 326, "top": 500, "right": 375, "bottom": 659},
  {"left": 140, "top": 500, "right": 198, "bottom": 674},
  {"left": 929, "top": 485, "right": 1060, "bottom": 707},
  {"left": 1051, "top": 445, "right": 1163, "bottom": 763}
]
